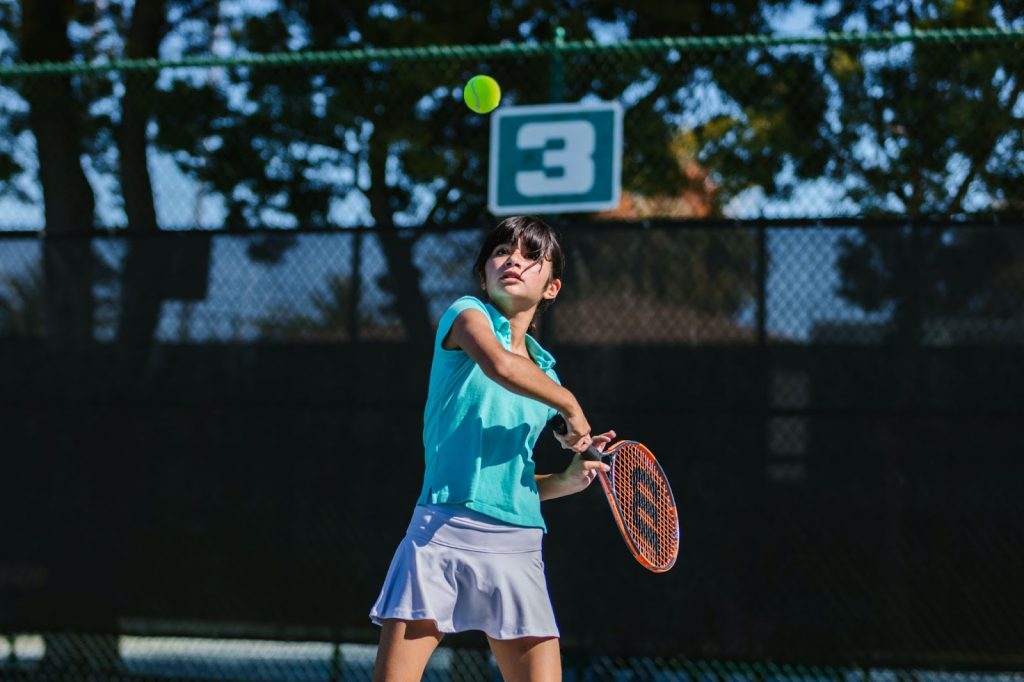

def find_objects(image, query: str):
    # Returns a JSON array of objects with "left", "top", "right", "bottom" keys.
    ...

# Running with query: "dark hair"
[{"left": 473, "top": 215, "right": 565, "bottom": 314}]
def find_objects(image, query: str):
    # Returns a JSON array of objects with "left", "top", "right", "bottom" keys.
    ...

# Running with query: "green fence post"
[{"left": 550, "top": 24, "right": 566, "bottom": 103}]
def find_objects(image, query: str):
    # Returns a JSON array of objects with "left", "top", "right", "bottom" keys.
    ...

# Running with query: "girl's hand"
[
  {"left": 590, "top": 429, "right": 616, "bottom": 455},
  {"left": 560, "top": 430, "right": 616, "bottom": 494},
  {"left": 554, "top": 411, "right": 593, "bottom": 453}
]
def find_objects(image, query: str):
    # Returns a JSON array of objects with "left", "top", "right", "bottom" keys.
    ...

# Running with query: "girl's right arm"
[{"left": 446, "top": 308, "right": 592, "bottom": 450}]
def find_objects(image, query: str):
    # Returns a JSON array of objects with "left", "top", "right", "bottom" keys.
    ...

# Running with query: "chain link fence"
[
  {"left": 2, "top": 26, "right": 1024, "bottom": 682},
  {"left": 0, "top": 29, "right": 1020, "bottom": 233},
  {"left": 0, "top": 28, "right": 1021, "bottom": 348},
  {"left": 4, "top": 634, "right": 1024, "bottom": 681},
  {"left": 3, "top": 221, "right": 1024, "bottom": 345}
]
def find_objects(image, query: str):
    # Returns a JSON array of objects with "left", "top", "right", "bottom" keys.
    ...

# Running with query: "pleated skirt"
[{"left": 369, "top": 504, "right": 559, "bottom": 639}]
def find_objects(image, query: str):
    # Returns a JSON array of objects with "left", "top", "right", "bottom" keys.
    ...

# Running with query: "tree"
[
  {"left": 75, "top": 0, "right": 219, "bottom": 348},
  {"left": 561, "top": 131, "right": 758, "bottom": 334},
  {"left": 2, "top": 2, "right": 210, "bottom": 670},
  {"left": 115, "top": 0, "right": 168, "bottom": 346},
  {"left": 18, "top": 0, "right": 97, "bottom": 346},
  {"left": 4, "top": 2, "right": 1020, "bottom": 347},
  {"left": 2, "top": 0, "right": 821, "bottom": 345},
  {"left": 819, "top": 1, "right": 1024, "bottom": 341},
  {"left": 147, "top": 0, "right": 800, "bottom": 342}
]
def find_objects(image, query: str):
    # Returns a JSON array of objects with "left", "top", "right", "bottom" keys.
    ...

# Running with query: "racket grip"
[{"left": 553, "top": 416, "right": 606, "bottom": 462}]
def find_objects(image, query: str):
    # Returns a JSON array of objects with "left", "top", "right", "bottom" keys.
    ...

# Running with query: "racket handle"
[{"left": 553, "top": 416, "right": 606, "bottom": 462}]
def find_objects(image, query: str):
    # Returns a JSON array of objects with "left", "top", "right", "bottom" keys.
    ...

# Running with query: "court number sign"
[{"left": 488, "top": 101, "right": 622, "bottom": 215}]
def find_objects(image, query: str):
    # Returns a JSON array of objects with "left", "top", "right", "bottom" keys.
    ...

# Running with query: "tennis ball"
[{"left": 463, "top": 75, "right": 501, "bottom": 114}]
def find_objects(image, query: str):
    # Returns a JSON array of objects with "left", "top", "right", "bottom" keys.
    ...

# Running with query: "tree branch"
[
  {"left": 945, "top": 78, "right": 1023, "bottom": 215},
  {"left": 421, "top": 154, "right": 471, "bottom": 226}
]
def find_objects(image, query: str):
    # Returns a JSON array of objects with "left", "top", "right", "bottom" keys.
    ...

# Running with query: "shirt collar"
[
  {"left": 524, "top": 334, "right": 556, "bottom": 371},
  {"left": 483, "top": 300, "right": 556, "bottom": 371},
  {"left": 483, "top": 300, "right": 512, "bottom": 342}
]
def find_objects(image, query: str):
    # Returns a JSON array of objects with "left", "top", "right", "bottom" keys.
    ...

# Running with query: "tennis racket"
[{"left": 554, "top": 418, "right": 680, "bottom": 572}]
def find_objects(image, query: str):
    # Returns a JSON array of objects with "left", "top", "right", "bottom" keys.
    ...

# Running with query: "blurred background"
[{"left": 1, "top": 1, "right": 1023, "bottom": 680}]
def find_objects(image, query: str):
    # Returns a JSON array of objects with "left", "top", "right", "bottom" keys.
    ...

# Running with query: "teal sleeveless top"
[{"left": 416, "top": 296, "right": 559, "bottom": 531}]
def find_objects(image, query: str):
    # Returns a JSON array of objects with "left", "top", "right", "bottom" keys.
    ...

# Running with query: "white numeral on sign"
[{"left": 514, "top": 121, "right": 595, "bottom": 196}]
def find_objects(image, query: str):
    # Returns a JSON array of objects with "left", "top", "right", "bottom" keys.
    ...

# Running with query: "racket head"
[{"left": 600, "top": 440, "right": 680, "bottom": 572}]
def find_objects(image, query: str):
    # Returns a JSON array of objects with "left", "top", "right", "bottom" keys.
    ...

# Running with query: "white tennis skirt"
[{"left": 369, "top": 504, "right": 559, "bottom": 640}]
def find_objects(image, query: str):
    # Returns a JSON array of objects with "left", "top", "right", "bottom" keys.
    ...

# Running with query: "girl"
[{"left": 369, "top": 215, "right": 614, "bottom": 681}]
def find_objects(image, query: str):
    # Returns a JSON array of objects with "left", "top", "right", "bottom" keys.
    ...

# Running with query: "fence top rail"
[
  {"left": 1, "top": 214, "right": 1022, "bottom": 241},
  {"left": 0, "top": 27, "right": 1021, "bottom": 79}
]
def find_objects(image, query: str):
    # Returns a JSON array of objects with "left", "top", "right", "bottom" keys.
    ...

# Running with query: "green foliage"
[
  {"left": 817, "top": 1, "right": 1024, "bottom": 329},
  {"left": 0, "top": 1, "right": 1021, "bottom": 338}
]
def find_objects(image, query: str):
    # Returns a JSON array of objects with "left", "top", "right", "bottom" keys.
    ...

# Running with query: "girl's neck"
[{"left": 493, "top": 301, "right": 536, "bottom": 352}]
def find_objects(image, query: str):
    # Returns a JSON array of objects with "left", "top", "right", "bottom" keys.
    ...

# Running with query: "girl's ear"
[{"left": 543, "top": 277, "right": 562, "bottom": 301}]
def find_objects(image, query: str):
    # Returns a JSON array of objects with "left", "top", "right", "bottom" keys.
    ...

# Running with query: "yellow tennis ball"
[{"left": 463, "top": 75, "right": 501, "bottom": 114}]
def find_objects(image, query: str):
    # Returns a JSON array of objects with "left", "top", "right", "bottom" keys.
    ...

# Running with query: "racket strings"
[{"left": 611, "top": 443, "right": 679, "bottom": 569}]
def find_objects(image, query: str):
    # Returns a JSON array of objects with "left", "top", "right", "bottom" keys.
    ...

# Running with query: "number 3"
[{"left": 515, "top": 121, "right": 596, "bottom": 196}]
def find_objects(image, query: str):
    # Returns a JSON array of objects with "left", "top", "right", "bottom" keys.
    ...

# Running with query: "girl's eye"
[{"left": 494, "top": 246, "right": 510, "bottom": 255}]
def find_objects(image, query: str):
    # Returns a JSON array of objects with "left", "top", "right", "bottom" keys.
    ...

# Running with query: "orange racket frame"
[
  {"left": 587, "top": 440, "right": 680, "bottom": 572},
  {"left": 555, "top": 419, "right": 680, "bottom": 572}
]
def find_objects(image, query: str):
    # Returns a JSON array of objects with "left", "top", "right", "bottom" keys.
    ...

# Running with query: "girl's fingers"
[
  {"left": 590, "top": 431, "right": 616, "bottom": 450},
  {"left": 573, "top": 436, "right": 593, "bottom": 453}
]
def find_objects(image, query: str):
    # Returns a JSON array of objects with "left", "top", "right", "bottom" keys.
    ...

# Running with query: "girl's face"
[{"left": 482, "top": 239, "right": 561, "bottom": 311}]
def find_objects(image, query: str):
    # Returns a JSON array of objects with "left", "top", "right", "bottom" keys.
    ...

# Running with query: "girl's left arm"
[
  {"left": 536, "top": 472, "right": 577, "bottom": 501},
  {"left": 535, "top": 463, "right": 604, "bottom": 500}
]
